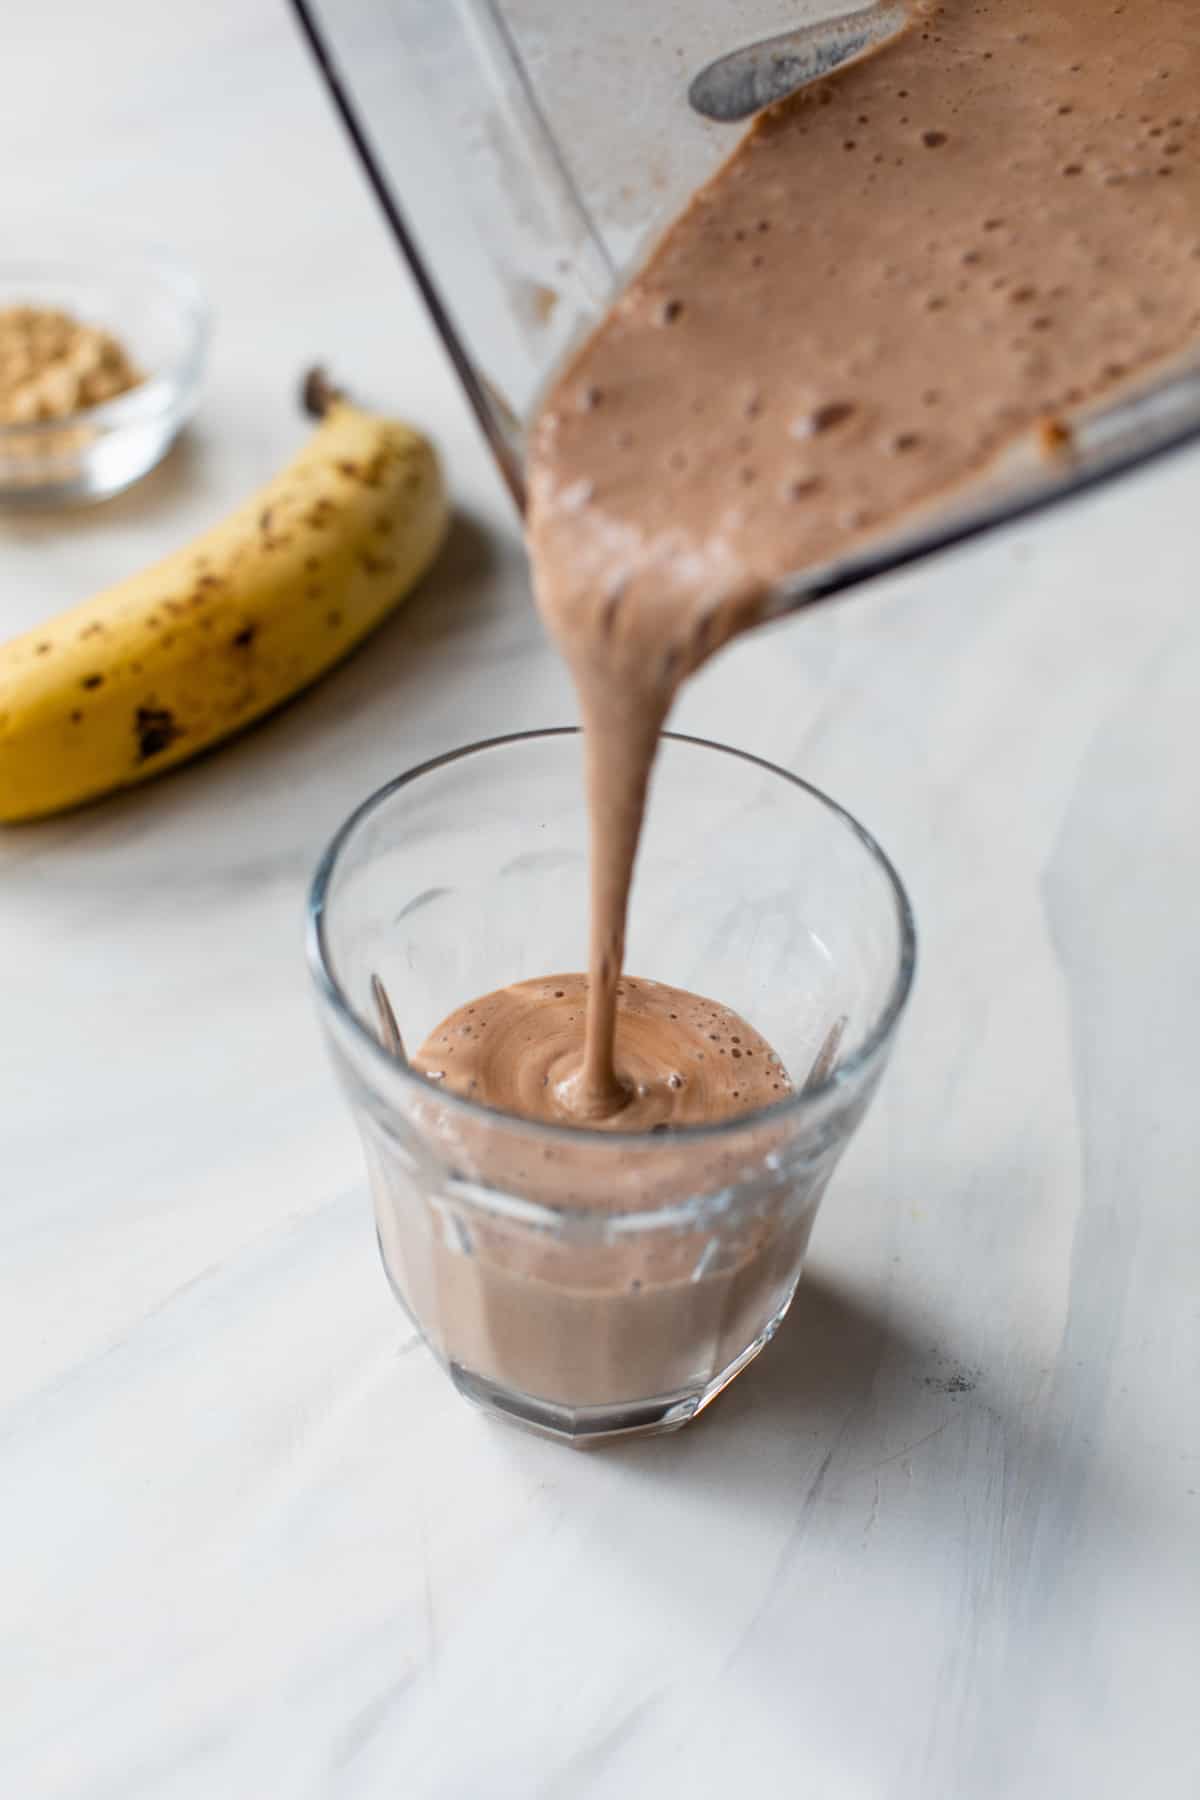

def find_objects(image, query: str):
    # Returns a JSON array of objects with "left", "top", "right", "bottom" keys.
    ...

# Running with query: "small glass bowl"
[{"left": 0, "top": 250, "right": 210, "bottom": 508}]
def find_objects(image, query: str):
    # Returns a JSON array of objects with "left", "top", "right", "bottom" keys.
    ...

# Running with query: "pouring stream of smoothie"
[{"left": 417, "top": 0, "right": 1200, "bottom": 1126}]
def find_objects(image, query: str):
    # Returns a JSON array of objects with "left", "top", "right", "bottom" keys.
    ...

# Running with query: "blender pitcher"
[{"left": 292, "top": 0, "right": 1200, "bottom": 610}]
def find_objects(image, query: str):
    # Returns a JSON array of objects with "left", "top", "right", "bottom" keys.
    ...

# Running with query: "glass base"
[{"left": 446, "top": 1276, "right": 801, "bottom": 1446}]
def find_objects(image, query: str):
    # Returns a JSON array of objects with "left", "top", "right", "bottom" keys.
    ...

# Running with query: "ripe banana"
[{"left": 0, "top": 384, "right": 448, "bottom": 821}]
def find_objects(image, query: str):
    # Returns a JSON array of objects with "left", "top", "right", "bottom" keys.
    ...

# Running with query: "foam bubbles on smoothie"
[{"left": 413, "top": 975, "right": 788, "bottom": 1130}]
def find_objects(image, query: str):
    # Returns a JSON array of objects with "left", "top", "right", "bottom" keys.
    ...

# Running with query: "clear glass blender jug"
[{"left": 292, "top": 0, "right": 1200, "bottom": 611}]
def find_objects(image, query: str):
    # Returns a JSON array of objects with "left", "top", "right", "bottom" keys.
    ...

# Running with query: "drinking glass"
[{"left": 308, "top": 729, "right": 915, "bottom": 1444}]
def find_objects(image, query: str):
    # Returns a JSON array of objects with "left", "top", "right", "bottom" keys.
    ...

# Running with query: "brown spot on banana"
[{"left": 135, "top": 707, "right": 182, "bottom": 761}]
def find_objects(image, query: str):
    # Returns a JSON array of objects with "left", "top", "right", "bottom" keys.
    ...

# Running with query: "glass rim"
[{"left": 306, "top": 727, "right": 917, "bottom": 1147}]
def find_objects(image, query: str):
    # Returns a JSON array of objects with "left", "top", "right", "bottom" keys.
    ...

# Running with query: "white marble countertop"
[{"left": 5, "top": 5, "right": 1199, "bottom": 1796}]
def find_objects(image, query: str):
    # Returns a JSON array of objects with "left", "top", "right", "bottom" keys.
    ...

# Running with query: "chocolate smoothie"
[
  {"left": 394, "top": 0, "right": 1200, "bottom": 1414},
  {"left": 392, "top": 979, "right": 816, "bottom": 1418}
]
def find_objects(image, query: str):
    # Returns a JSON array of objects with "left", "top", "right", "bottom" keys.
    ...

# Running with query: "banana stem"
[{"left": 302, "top": 366, "right": 345, "bottom": 419}]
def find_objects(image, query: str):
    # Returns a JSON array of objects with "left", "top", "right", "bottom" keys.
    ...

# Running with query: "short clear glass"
[{"left": 308, "top": 730, "right": 915, "bottom": 1444}]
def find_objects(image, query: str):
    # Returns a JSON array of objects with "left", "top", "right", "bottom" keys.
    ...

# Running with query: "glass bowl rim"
[
  {"left": 0, "top": 247, "right": 211, "bottom": 439},
  {"left": 306, "top": 726, "right": 917, "bottom": 1147}
]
